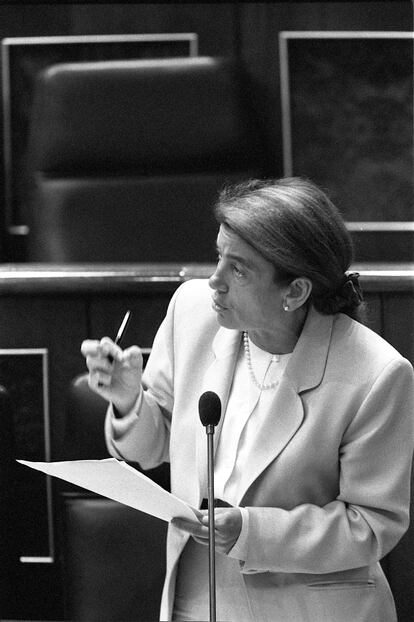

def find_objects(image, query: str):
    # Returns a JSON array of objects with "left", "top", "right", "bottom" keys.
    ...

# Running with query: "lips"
[{"left": 212, "top": 297, "right": 227, "bottom": 312}]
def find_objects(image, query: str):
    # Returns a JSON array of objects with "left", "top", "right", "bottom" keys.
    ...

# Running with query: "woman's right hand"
[{"left": 81, "top": 337, "right": 143, "bottom": 416}]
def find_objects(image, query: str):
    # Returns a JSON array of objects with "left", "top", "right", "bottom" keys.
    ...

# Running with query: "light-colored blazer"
[{"left": 105, "top": 279, "right": 414, "bottom": 622}]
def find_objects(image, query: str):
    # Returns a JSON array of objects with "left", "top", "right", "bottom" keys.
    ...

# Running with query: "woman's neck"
[{"left": 248, "top": 306, "right": 308, "bottom": 355}]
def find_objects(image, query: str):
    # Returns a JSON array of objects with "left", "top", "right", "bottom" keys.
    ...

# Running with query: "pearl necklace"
[{"left": 243, "top": 331, "right": 280, "bottom": 391}]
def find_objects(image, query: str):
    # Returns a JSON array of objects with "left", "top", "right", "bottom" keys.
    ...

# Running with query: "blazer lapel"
[
  {"left": 284, "top": 306, "right": 333, "bottom": 394},
  {"left": 235, "top": 378, "right": 304, "bottom": 504},
  {"left": 237, "top": 307, "right": 334, "bottom": 504}
]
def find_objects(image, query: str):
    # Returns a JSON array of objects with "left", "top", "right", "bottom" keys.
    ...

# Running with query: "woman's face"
[{"left": 208, "top": 225, "right": 289, "bottom": 340}]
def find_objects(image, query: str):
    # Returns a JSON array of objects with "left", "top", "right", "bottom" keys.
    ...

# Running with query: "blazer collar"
[{"left": 284, "top": 305, "right": 333, "bottom": 394}]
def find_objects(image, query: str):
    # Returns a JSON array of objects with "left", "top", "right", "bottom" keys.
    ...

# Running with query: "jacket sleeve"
[
  {"left": 104, "top": 285, "right": 180, "bottom": 470},
  {"left": 241, "top": 357, "right": 414, "bottom": 574}
]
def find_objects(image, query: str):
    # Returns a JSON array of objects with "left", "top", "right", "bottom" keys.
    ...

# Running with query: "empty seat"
[{"left": 25, "top": 56, "right": 270, "bottom": 262}]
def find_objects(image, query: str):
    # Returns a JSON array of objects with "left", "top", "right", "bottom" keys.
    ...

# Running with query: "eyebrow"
[{"left": 215, "top": 244, "right": 256, "bottom": 271}]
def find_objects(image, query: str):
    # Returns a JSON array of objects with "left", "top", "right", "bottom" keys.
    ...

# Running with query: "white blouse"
[{"left": 213, "top": 335, "right": 291, "bottom": 559}]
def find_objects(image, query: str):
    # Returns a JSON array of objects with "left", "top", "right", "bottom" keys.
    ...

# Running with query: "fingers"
[
  {"left": 80, "top": 339, "right": 100, "bottom": 358},
  {"left": 173, "top": 509, "right": 233, "bottom": 533},
  {"left": 82, "top": 338, "right": 122, "bottom": 373},
  {"left": 172, "top": 508, "right": 242, "bottom": 554},
  {"left": 81, "top": 337, "right": 118, "bottom": 366},
  {"left": 213, "top": 508, "right": 235, "bottom": 527},
  {"left": 172, "top": 516, "right": 206, "bottom": 535},
  {"left": 188, "top": 508, "right": 242, "bottom": 554},
  {"left": 100, "top": 336, "right": 123, "bottom": 362},
  {"left": 82, "top": 340, "right": 142, "bottom": 372},
  {"left": 89, "top": 369, "right": 111, "bottom": 391},
  {"left": 122, "top": 345, "right": 143, "bottom": 368},
  {"left": 81, "top": 338, "right": 117, "bottom": 393},
  {"left": 172, "top": 517, "right": 209, "bottom": 543}
]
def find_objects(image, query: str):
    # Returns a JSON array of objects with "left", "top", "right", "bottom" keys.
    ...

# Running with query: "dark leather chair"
[
  {"left": 62, "top": 373, "right": 112, "bottom": 461},
  {"left": 62, "top": 372, "right": 170, "bottom": 488},
  {"left": 25, "top": 56, "right": 270, "bottom": 262},
  {"left": 60, "top": 373, "right": 169, "bottom": 621},
  {"left": 61, "top": 494, "right": 167, "bottom": 622}
]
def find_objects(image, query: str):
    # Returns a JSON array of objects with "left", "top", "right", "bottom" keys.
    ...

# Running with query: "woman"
[{"left": 82, "top": 177, "right": 414, "bottom": 622}]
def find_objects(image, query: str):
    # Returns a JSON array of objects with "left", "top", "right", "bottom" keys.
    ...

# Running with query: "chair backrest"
[
  {"left": 63, "top": 372, "right": 110, "bottom": 461},
  {"left": 60, "top": 373, "right": 169, "bottom": 621},
  {"left": 63, "top": 371, "right": 170, "bottom": 483},
  {"left": 61, "top": 494, "right": 167, "bottom": 622},
  {"left": 25, "top": 56, "right": 269, "bottom": 262}
]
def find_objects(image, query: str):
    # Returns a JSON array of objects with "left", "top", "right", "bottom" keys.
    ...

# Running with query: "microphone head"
[{"left": 198, "top": 391, "right": 221, "bottom": 427}]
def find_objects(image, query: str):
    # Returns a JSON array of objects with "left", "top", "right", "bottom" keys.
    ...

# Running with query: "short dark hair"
[{"left": 214, "top": 177, "right": 365, "bottom": 322}]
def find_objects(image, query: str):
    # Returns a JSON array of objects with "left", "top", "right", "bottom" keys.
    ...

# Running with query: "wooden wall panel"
[
  {"left": 0, "top": 296, "right": 86, "bottom": 621},
  {"left": 68, "top": 3, "right": 238, "bottom": 55},
  {"left": 88, "top": 291, "right": 177, "bottom": 348},
  {"left": 0, "top": 296, "right": 87, "bottom": 457},
  {"left": 382, "top": 293, "right": 414, "bottom": 364},
  {"left": 238, "top": 1, "right": 413, "bottom": 180},
  {"left": 363, "top": 292, "right": 382, "bottom": 336}
]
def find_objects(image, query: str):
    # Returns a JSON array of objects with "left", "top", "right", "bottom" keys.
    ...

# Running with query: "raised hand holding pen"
[{"left": 81, "top": 310, "right": 143, "bottom": 415}]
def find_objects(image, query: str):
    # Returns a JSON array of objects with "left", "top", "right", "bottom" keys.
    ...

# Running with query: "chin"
[{"left": 215, "top": 313, "right": 239, "bottom": 330}]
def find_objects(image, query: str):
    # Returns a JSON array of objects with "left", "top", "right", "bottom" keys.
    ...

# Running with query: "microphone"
[
  {"left": 198, "top": 391, "right": 221, "bottom": 622},
  {"left": 199, "top": 390, "right": 221, "bottom": 428}
]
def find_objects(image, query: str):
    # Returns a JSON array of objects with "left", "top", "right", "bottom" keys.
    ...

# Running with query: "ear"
[{"left": 284, "top": 277, "right": 313, "bottom": 311}]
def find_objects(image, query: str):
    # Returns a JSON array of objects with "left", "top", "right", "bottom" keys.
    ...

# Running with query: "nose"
[{"left": 208, "top": 262, "right": 228, "bottom": 292}]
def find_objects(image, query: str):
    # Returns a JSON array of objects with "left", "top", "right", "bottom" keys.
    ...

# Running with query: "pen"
[
  {"left": 114, "top": 310, "right": 132, "bottom": 347},
  {"left": 108, "top": 310, "right": 132, "bottom": 363}
]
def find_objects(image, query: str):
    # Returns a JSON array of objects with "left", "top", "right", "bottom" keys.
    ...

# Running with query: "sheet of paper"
[{"left": 18, "top": 458, "right": 200, "bottom": 523}]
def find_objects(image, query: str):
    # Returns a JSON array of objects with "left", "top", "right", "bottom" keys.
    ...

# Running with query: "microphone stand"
[
  {"left": 198, "top": 390, "right": 221, "bottom": 622},
  {"left": 206, "top": 423, "right": 217, "bottom": 622}
]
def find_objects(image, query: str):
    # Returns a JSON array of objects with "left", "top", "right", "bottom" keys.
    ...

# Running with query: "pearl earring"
[{"left": 283, "top": 303, "right": 289, "bottom": 311}]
